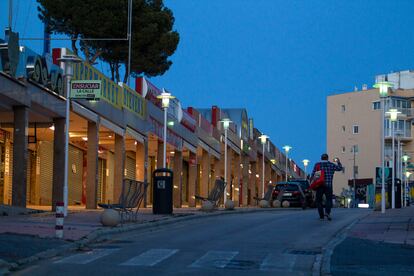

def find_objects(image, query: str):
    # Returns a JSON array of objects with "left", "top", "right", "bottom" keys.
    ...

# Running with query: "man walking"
[{"left": 310, "top": 153, "right": 343, "bottom": 221}]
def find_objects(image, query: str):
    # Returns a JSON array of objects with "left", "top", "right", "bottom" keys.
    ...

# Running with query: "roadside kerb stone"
[
  {"left": 313, "top": 212, "right": 371, "bottom": 276},
  {"left": 1, "top": 207, "right": 300, "bottom": 274}
]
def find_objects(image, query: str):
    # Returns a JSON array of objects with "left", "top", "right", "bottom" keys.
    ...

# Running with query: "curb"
[
  {"left": 315, "top": 212, "right": 371, "bottom": 276},
  {"left": 1, "top": 207, "right": 294, "bottom": 273}
]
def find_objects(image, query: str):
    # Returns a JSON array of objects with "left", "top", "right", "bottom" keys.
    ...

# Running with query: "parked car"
[
  {"left": 288, "top": 179, "right": 316, "bottom": 208},
  {"left": 272, "top": 182, "right": 308, "bottom": 208}
]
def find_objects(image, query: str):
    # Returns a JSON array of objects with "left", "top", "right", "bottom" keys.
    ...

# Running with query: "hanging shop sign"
[{"left": 70, "top": 80, "right": 101, "bottom": 100}]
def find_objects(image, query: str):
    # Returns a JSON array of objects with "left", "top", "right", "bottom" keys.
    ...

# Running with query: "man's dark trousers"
[{"left": 316, "top": 185, "right": 333, "bottom": 218}]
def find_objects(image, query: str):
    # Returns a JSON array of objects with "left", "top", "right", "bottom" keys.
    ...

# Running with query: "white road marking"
[
  {"left": 260, "top": 253, "right": 297, "bottom": 271},
  {"left": 55, "top": 248, "right": 120, "bottom": 265},
  {"left": 121, "top": 249, "right": 179, "bottom": 266},
  {"left": 189, "top": 250, "right": 239, "bottom": 269}
]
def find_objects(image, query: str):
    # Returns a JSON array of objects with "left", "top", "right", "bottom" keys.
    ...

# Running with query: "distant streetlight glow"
[{"left": 374, "top": 77, "right": 393, "bottom": 214}]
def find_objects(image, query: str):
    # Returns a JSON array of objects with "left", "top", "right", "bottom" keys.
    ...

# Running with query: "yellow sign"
[{"left": 66, "top": 51, "right": 147, "bottom": 120}]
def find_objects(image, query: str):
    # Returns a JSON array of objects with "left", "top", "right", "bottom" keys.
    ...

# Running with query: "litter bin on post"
[{"left": 152, "top": 168, "right": 173, "bottom": 214}]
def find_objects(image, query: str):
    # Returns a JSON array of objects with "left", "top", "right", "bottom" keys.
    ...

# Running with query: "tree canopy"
[{"left": 37, "top": 0, "right": 179, "bottom": 82}]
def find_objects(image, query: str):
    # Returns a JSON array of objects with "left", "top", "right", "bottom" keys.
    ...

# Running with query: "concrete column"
[
  {"left": 200, "top": 150, "right": 210, "bottom": 199},
  {"left": 113, "top": 133, "right": 125, "bottom": 202},
  {"left": 52, "top": 118, "right": 65, "bottom": 210},
  {"left": 86, "top": 121, "right": 99, "bottom": 209},
  {"left": 241, "top": 155, "right": 249, "bottom": 206},
  {"left": 11, "top": 106, "right": 28, "bottom": 207},
  {"left": 249, "top": 162, "right": 257, "bottom": 206},
  {"left": 188, "top": 151, "right": 197, "bottom": 207},
  {"left": 173, "top": 150, "right": 183, "bottom": 208},
  {"left": 232, "top": 153, "right": 241, "bottom": 205},
  {"left": 157, "top": 140, "right": 163, "bottom": 169}
]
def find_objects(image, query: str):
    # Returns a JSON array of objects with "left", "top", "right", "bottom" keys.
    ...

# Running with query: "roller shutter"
[
  {"left": 97, "top": 158, "right": 106, "bottom": 203},
  {"left": 39, "top": 141, "right": 53, "bottom": 205},
  {"left": 125, "top": 156, "right": 136, "bottom": 180}
]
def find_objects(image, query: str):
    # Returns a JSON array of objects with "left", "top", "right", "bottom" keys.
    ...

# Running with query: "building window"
[
  {"left": 342, "top": 146, "right": 346, "bottom": 153},
  {"left": 351, "top": 145, "right": 359, "bottom": 154},
  {"left": 341, "top": 105, "right": 346, "bottom": 112},
  {"left": 353, "top": 125, "right": 359, "bottom": 134},
  {"left": 372, "top": 101, "right": 381, "bottom": 110},
  {"left": 342, "top": 126, "right": 346, "bottom": 132}
]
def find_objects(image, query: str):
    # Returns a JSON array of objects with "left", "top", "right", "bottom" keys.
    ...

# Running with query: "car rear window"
[{"left": 275, "top": 184, "right": 299, "bottom": 191}]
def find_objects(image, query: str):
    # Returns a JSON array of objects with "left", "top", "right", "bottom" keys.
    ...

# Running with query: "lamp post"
[
  {"left": 58, "top": 54, "right": 81, "bottom": 216},
  {"left": 283, "top": 145, "right": 292, "bottom": 181},
  {"left": 402, "top": 155, "right": 410, "bottom": 207},
  {"left": 220, "top": 118, "right": 232, "bottom": 204},
  {"left": 386, "top": 108, "right": 400, "bottom": 209},
  {"left": 405, "top": 171, "right": 411, "bottom": 207},
  {"left": 157, "top": 89, "right": 174, "bottom": 168},
  {"left": 374, "top": 79, "right": 393, "bottom": 213},
  {"left": 302, "top": 159, "right": 310, "bottom": 179},
  {"left": 259, "top": 134, "right": 269, "bottom": 197}
]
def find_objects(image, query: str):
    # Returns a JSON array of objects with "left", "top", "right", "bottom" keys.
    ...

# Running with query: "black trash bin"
[{"left": 152, "top": 168, "right": 173, "bottom": 214}]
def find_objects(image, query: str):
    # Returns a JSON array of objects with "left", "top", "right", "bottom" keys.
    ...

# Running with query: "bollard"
[{"left": 55, "top": 201, "right": 64, "bottom": 239}]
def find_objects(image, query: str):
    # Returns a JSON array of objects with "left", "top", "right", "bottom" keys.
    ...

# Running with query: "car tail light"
[{"left": 293, "top": 191, "right": 300, "bottom": 195}]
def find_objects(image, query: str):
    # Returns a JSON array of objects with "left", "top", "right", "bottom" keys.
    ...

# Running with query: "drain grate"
[
  {"left": 224, "top": 260, "right": 258, "bottom": 270},
  {"left": 286, "top": 249, "right": 321, "bottom": 255}
]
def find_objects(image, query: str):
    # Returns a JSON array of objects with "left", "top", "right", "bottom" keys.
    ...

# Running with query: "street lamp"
[
  {"left": 220, "top": 118, "right": 232, "bottom": 204},
  {"left": 302, "top": 159, "right": 310, "bottom": 179},
  {"left": 259, "top": 134, "right": 269, "bottom": 197},
  {"left": 283, "top": 145, "right": 292, "bottom": 181},
  {"left": 58, "top": 54, "right": 81, "bottom": 216},
  {"left": 374, "top": 78, "right": 393, "bottom": 213},
  {"left": 403, "top": 154, "right": 410, "bottom": 207},
  {"left": 157, "top": 89, "right": 175, "bottom": 168},
  {"left": 386, "top": 108, "right": 401, "bottom": 209},
  {"left": 405, "top": 170, "right": 411, "bottom": 207}
]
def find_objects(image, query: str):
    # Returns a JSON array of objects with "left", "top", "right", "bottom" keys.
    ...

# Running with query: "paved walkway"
[
  {"left": 330, "top": 206, "right": 414, "bottom": 275},
  {"left": 0, "top": 207, "right": 202, "bottom": 241}
]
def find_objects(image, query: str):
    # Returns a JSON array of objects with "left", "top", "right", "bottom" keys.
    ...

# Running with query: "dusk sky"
[{"left": 1, "top": 0, "right": 414, "bottom": 168}]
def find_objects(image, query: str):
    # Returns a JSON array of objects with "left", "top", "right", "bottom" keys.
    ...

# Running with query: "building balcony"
[{"left": 384, "top": 129, "right": 412, "bottom": 142}]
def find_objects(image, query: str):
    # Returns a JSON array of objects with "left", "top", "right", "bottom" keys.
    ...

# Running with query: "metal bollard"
[{"left": 55, "top": 201, "right": 64, "bottom": 239}]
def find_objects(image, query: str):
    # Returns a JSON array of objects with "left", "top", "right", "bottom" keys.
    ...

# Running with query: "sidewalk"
[
  {"left": 0, "top": 205, "right": 283, "bottom": 273},
  {"left": 329, "top": 206, "right": 414, "bottom": 275}
]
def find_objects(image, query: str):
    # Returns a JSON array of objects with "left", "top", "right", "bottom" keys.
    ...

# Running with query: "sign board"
[{"left": 70, "top": 80, "right": 101, "bottom": 100}]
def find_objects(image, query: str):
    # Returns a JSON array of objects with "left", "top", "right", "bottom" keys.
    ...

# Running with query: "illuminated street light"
[
  {"left": 283, "top": 145, "right": 292, "bottom": 181},
  {"left": 259, "top": 134, "right": 269, "bottom": 197},
  {"left": 58, "top": 54, "right": 81, "bottom": 216},
  {"left": 220, "top": 118, "right": 232, "bottom": 205},
  {"left": 157, "top": 89, "right": 175, "bottom": 168},
  {"left": 386, "top": 108, "right": 401, "bottom": 209},
  {"left": 374, "top": 78, "right": 393, "bottom": 214},
  {"left": 302, "top": 159, "right": 310, "bottom": 179}
]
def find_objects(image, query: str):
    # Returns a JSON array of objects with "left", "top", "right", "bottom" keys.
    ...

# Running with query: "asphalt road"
[{"left": 17, "top": 208, "right": 368, "bottom": 276}]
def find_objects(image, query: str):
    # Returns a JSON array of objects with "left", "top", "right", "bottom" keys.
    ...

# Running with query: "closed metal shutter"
[
  {"left": 125, "top": 156, "right": 136, "bottom": 180},
  {"left": 68, "top": 145, "right": 83, "bottom": 205},
  {"left": 97, "top": 158, "right": 106, "bottom": 203},
  {"left": 7, "top": 143, "right": 13, "bottom": 204},
  {"left": 39, "top": 141, "right": 53, "bottom": 205}
]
